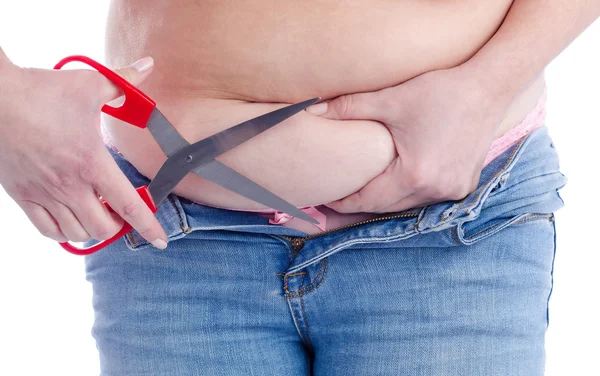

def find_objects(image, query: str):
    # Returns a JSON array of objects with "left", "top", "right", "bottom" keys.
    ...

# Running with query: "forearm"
[
  {"left": 0, "top": 47, "right": 25, "bottom": 134},
  {"left": 464, "top": 0, "right": 600, "bottom": 108}
]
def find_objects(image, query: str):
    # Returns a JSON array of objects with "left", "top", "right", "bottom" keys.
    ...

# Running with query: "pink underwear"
[{"left": 102, "top": 88, "right": 547, "bottom": 235}]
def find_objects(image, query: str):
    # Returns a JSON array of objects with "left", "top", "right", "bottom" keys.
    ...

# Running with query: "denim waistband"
[{"left": 107, "top": 124, "right": 567, "bottom": 254}]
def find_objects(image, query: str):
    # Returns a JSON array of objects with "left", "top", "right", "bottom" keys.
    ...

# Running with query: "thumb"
[
  {"left": 100, "top": 56, "right": 155, "bottom": 102},
  {"left": 305, "top": 90, "right": 387, "bottom": 121}
]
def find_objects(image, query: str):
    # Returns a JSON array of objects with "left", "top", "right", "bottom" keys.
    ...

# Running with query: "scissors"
[{"left": 54, "top": 55, "right": 320, "bottom": 256}]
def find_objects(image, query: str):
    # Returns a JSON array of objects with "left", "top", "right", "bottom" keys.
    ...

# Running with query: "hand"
[
  {"left": 0, "top": 55, "right": 169, "bottom": 249},
  {"left": 307, "top": 66, "right": 508, "bottom": 214}
]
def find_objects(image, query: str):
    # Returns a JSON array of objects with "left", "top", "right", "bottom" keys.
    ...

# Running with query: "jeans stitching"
[
  {"left": 127, "top": 232, "right": 137, "bottom": 248},
  {"left": 547, "top": 218, "right": 558, "bottom": 328},
  {"left": 284, "top": 274, "right": 311, "bottom": 346},
  {"left": 456, "top": 213, "right": 554, "bottom": 245},
  {"left": 284, "top": 272, "right": 306, "bottom": 295},
  {"left": 512, "top": 213, "right": 554, "bottom": 226},
  {"left": 413, "top": 206, "right": 429, "bottom": 232},
  {"left": 439, "top": 134, "right": 528, "bottom": 222},
  {"left": 463, "top": 221, "right": 508, "bottom": 241},
  {"left": 451, "top": 225, "right": 459, "bottom": 244},
  {"left": 287, "top": 258, "right": 329, "bottom": 297},
  {"left": 168, "top": 195, "right": 190, "bottom": 234},
  {"left": 267, "top": 235, "right": 294, "bottom": 262},
  {"left": 494, "top": 172, "right": 564, "bottom": 196},
  {"left": 286, "top": 261, "right": 321, "bottom": 296},
  {"left": 298, "top": 259, "right": 325, "bottom": 295},
  {"left": 298, "top": 274, "right": 314, "bottom": 348},
  {"left": 286, "top": 296, "right": 308, "bottom": 345},
  {"left": 465, "top": 135, "right": 529, "bottom": 216},
  {"left": 127, "top": 196, "right": 189, "bottom": 249},
  {"left": 286, "top": 263, "right": 319, "bottom": 297},
  {"left": 466, "top": 213, "right": 553, "bottom": 241},
  {"left": 288, "top": 233, "right": 415, "bottom": 274}
]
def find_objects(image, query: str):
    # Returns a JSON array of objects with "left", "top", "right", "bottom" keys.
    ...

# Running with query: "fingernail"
[
  {"left": 132, "top": 57, "right": 154, "bottom": 73},
  {"left": 306, "top": 102, "right": 328, "bottom": 116},
  {"left": 151, "top": 238, "right": 167, "bottom": 250}
]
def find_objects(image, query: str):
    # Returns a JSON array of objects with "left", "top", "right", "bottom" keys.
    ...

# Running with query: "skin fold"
[
  {"left": 1, "top": 0, "right": 598, "bottom": 246},
  {"left": 103, "top": 0, "right": 547, "bottom": 211}
]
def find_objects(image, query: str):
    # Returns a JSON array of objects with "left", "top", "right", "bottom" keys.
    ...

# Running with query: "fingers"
[
  {"left": 20, "top": 200, "right": 68, "bottom": 243},
  {"left": 98, "top": 56, "right": 155, "bottom": 104},
  {"left": 20, "top": 193, "right": 126, "bottom": 245},
  {"left": 93, "top": 150, "right": 168, "bottom": 249},
  {"left": 324, "top": 155, "right": 478, "bottom": 214},
  {"left": 305, "top": 89, "right": 388, "bottom": 121},
  {"left": 377, "top": 195, "right": 440, "bottom": 214},
  {"left": 325, "top": 158, "right": 412, "bottom": 213},
  {"left": 10, "top": 142, "right": 167, "bottom": 249},
  {"left": 67, "top": 188, "right": 126, "bottom": 242},
  {"left": 17, "top": 178, "right": 123, "bottom": 244},
  {"left": 42, "top": 199, "right": 92, "bottom": 242}
]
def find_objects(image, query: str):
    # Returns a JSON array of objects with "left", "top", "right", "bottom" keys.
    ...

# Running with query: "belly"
[{"left": 103, "top": 0, "right": 542, "bottom": 211}]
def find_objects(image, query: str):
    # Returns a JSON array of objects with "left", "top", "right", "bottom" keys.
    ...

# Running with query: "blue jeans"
[{"left": 84, "top": 125, "right": 567, "bottom": 375}]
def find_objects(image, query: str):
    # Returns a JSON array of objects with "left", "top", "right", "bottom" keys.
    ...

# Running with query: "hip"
[{"left": 85, "top": 122, "right": 565, "bottom": 375}]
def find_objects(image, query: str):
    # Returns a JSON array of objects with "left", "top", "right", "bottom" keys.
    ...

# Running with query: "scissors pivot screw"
[{"left": 186, "top": 155, "right": 193, "bottom": 162}]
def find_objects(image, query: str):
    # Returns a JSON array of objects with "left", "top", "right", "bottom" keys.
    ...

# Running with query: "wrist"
[
  {"left": 450, "top": 62, "right": 513, "bottom": 129},
  {"left": 457, "top": 49, "right": 534, "bottom": 114},
  {"left": 0, "top": 61, "right": 25, "bottom": 132}
]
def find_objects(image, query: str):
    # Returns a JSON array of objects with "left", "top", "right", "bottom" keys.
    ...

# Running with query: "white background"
[{"left": 0, "top": 1, "right": 598, "bottom": 375}]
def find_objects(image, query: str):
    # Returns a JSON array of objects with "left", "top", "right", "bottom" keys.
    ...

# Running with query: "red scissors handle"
[
  {"left": 54, "top": 55, "right": 156, "bottom": 128},
  {"left": 54, "top": 56, "right": 159, "bottom": 255},
  {"left": 59, "top": 186, "right": 159, "bottom": 256}
]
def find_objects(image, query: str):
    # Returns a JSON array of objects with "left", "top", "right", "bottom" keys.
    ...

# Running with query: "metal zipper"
[{"left": 279, "top": 210, "right": 421, "bottom": 254}]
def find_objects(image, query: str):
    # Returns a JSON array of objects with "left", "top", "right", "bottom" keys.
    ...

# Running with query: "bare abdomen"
[{"left": 102, "top": 0, "right": 543, "bottom": 211}]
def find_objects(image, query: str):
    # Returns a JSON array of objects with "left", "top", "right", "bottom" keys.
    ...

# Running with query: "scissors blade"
[
  {"left": 146, "top": 97, "right": 321, "bottom": 214},
  {"left": 193, "top": 160, "right": 319, "bottom": 224},
  {"left": 146, "top": 97, "right": 320, "bottom": 159},
  {"left": 192, "top": 97, "right": 321, "bottom": 160},
  {"left": 146, "top": 108, "right": 190, "bottom": 157}
]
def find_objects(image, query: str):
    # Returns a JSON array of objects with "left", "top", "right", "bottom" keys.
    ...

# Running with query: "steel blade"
[
  {"left": 146, "top": 156, "right": 192, "bottom": 208},
  {"left": 146, "top": 97, "right": 320, "bottom": 213},
  {"left": 146, "top": 108, "right": 189, "bottom": 157},
  {"left": 193, "top": 160, "right": 319, "bottom": 224},
  {"left": 172, "top": 97, "right": 320, "bottom": 167},
  {"left": 146, "top": 97, "right": 320, "bottom": 160}
]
